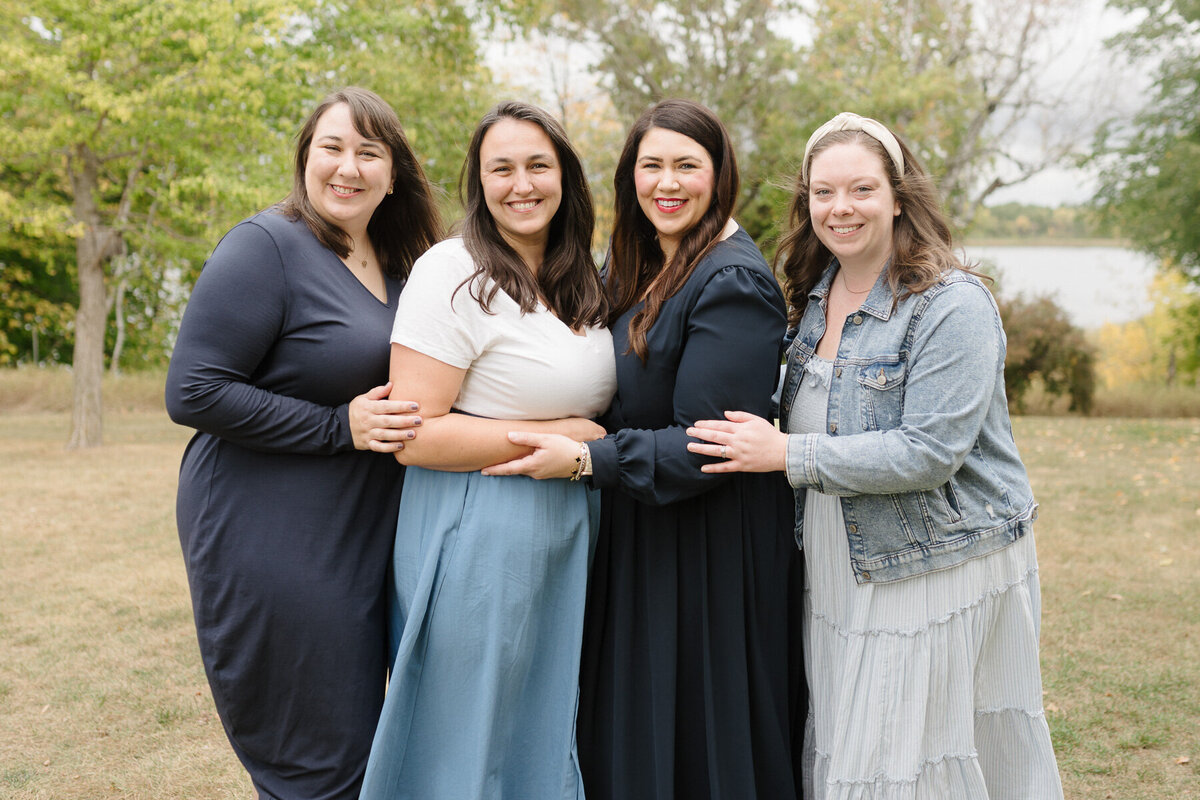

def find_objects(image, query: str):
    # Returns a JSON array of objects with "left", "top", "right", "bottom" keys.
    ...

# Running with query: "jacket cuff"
[{"left": 785, "top": 432, "right": 820, "bottom": 489}]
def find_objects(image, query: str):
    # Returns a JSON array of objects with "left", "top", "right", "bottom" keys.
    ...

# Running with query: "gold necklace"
[{"left": 839, "top": 269, "right": 874, "bottom": 295}]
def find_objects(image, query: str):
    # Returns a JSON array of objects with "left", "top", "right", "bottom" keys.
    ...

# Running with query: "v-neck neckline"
[{"left": 332, "top": 251, "right": 392, "bottom": 306}]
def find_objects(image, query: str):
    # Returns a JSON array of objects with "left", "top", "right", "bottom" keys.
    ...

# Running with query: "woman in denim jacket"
[{"left": 687, "top": 113, "right": 1062, "bottom": 799}]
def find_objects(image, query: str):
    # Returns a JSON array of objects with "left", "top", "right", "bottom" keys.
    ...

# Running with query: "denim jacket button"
[
  {"left": 861, "top": 571, "right": 871, "bottom": 581},
  {"left": 847, "top": 523, "right": 858, "bottom": 533},
  {"left": 852, "top": 314, "right": 863, "bottom": 324},
  {"left": 829, "top": 422, "right": 837, "bottom": 433},
  {"left": 835, "top": 367, "right": 842, "bottom": 378}
]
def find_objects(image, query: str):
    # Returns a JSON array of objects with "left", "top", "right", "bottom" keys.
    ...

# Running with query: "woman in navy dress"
[
  {"left": 165, "top": 87, "right": 441, "bottom": 800},
  {"left": 486, "top": 99, "right": 805, "bottom": 800}
]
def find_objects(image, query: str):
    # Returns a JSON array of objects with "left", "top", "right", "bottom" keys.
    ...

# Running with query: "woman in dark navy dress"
[
  {"left": 165, "top": 87, "right": 441, "bottom": 800},
  {"left": 486, "top": 99, "right": 805, "bottom": 800}
]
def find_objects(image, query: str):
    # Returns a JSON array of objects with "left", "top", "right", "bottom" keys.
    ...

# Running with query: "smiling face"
[
  {"left": 478, "top": 117, "right": 563, "bottom": 262},
  {"left": 633, "top": 127, "right": 715, "bottom": 259},
  {"left": 303, "top": 102, "right": 393, "bottom": 236},
  {"left": 807, "top": 141, "right": 901, "bottom": 274}
]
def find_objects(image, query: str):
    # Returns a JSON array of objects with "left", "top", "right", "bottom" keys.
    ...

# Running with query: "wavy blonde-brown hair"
[{"left": 776, "top": 126, "right": 983, "bottom": 327}]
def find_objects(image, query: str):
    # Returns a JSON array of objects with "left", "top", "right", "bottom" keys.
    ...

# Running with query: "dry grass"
[
  {"left": 1090, "top": 383, "right": 1200, "bottom": 419},
  {"left": 0, "top": 365, "right": 167, "bottom": 415},
  {"left": 1027, "top": 416, "right": 1200, "bottom": 798},
  {"left": 1, "top": 369, "right": 1198, "bottom": 798},
  {"left": 1014, "top": 378, "right": 1200, "bottom": 418},
  {"left": 0, "top": 412, "right": 250, "bottom": 798}
]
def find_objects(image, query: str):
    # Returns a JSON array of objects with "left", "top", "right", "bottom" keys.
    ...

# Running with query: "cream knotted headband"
[{"left": 801, "top": 112, "right": 905, "bottom": 184}]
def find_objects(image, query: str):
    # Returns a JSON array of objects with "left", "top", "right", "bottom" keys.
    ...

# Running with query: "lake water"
[{"left": 961, "top": 245, "right": 1159, "bottom": 330}]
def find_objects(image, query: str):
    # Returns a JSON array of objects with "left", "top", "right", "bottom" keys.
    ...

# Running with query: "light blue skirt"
[{"left": 360, "top": 467, "right": 598, "bottom": 800}]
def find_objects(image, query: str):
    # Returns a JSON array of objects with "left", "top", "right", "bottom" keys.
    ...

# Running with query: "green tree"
[
  {"left": 1095, "top": 0, "right": 1200, "bottom": 282},
  {"left": 0, "top": 159, "right": 76, "bottom": 365},
  {"left": 0, "top": 1, "right": 494, "bottom": 446},
  {"left": 0, "top": 1, "right": 310, "bottom": 446}
]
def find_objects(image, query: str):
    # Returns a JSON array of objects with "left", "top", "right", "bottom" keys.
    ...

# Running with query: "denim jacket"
[{"left": 779, "top": 262, "right": 1037, "bottom": 584}]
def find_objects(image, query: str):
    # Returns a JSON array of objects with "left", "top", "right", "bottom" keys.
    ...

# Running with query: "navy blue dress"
[
  {"left": 581, "top": 228, "right": 806, "bottom": 799},
  {"left": 165, "top": 209, "right": 404, "bottom": 800}
]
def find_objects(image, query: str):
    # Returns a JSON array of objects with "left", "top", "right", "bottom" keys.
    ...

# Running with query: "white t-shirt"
[{"left": 391, "top": 238, "right": 616, "bottom": 421}]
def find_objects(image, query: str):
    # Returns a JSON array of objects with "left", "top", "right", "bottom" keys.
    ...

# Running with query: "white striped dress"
[{"left": 791, "top": 356, "right": 1063, "bottom": 800}]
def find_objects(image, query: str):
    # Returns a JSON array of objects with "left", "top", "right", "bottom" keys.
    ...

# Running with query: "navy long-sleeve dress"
[
  {"left": 165, "top": 209, "right": 404, "bottom": 800},
  {"left": 579, "top": 227, "right": 806, "bottom": 799}
]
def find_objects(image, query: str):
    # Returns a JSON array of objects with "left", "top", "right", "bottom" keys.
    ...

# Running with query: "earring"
[{"left": 387, "top": 185, "right": 394, "bottom": 195}]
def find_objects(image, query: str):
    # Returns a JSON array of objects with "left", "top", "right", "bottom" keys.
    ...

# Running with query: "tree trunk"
[
  {"left": 68, "top": 241, "right": 108, "bottom": 448},
  {"left": 66, "top": 144, "right": 123, "bottom": 449},
  {"left": 109, "top": 264, "right": 128, "bottom": 376}
]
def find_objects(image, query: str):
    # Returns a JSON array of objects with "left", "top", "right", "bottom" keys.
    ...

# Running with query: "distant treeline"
[{"left": 966, "top": 203, "right": 1111, "bottom": 243}]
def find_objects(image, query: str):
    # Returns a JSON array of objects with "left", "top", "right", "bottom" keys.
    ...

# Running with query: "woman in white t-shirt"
[{"left": 358, "top": 102, "right": 616, "bottom": 800}]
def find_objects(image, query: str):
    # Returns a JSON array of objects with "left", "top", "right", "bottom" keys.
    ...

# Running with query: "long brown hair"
[
  {"left": 457, "top": 101, "right": 607, "bottom": 330},
  {"left": 281, "top": 86, "right": 443, "bottom": 280},
  {"left": 777, "top": 127, "right": 982, "bottom": 326},
  {"left": 607, "top": 99, "right": 739, "bottom": 359}
]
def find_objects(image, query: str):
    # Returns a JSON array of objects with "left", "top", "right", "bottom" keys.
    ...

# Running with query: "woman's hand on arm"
[
  {"left": 686, "top": 411, "right": 788, "bottom": 473},
  {"left": 390, "top": 344, "right": 605, "bottom": 472},
  {"left": 481, "top": 432, "right": 585, "bottom": 479},
  {"left": 347, "top": 381, "right": 422, "bottom": 453}
]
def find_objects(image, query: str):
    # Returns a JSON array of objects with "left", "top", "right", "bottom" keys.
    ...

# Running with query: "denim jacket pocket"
[
  {"left": 923, "top": 481, "right": 966, "bottom": 539},
  {"left": 896, "top": 483, "right": 965, "bottom": 546},
  {"left": 857, "top": 360, "right": 905, "bottom": 431}
]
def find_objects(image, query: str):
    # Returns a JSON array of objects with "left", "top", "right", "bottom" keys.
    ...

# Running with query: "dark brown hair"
[
  {"left": 776, "top": 126, "right": 981, "bottom": 327},
  {"left": 457, "top": 101, "right": 607, "bottom": 330},
  {"left": 281, "top": 86, "right": 443, "bottom": 279},
  {"left": 607, "top": 99, "right": 739, "bottom": 360}
]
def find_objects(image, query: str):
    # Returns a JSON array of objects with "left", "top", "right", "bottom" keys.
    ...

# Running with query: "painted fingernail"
[
  {"left": 412, "top": 417, "right": 422, "bottom": 426},
  {"left": 407, "top": 403, "right": 419, "bottom": 411},
  {"left": 406, "top": 430, "right": 416, "bottom": 439}
]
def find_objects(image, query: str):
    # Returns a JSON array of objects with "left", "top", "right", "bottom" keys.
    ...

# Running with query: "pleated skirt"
[
  {"left": 359, "top": 466, "right": 598, "bottom": 800},
  {"left": 792, "top": 363, "right": 1063, "bottom": 800}
]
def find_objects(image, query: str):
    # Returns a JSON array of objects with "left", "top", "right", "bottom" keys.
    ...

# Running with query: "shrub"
[{"left": 998, "top": 294, "right": 1096, "bottom": 414}]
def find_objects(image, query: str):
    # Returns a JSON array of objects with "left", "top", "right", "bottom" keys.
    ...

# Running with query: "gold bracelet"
[{"left": 570, "top": 441, "right": 588, "bottom": 481}]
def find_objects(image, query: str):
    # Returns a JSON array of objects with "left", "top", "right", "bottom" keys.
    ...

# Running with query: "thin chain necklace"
[{"left": 839, "top": 268, "right": 875, "bottom": 295}]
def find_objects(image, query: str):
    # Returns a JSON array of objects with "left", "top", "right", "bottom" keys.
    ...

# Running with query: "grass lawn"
[{"left": 0, "top": 407, "right": 1197, "bottom": 798}]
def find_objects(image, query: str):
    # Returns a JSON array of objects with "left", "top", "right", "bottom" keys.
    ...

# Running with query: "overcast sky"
[{"left": 983, "top": 0, "right": 1147, "bottom": 206}]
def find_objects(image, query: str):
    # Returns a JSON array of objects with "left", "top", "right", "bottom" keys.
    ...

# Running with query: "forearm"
[
  {"left": 589, "top": 424, "right": 730, "bottom": 505},
  {"left": 166, "top": 368, "right": 353, "bottom": 455},
  {"left": 395, "top": 413, "right": 597, "bottom": 472},
  {"left": 785, "top": 428, "right": 962, "bottom": 495}
]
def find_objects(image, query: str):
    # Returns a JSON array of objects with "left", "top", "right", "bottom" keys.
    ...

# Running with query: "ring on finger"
[{"left": 720, "top": 445, "right": 728, "bottom": 459}]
